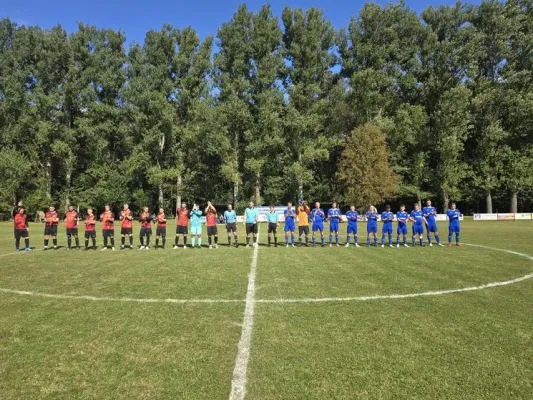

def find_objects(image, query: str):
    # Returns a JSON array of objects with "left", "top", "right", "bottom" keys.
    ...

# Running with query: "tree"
[{"left": 338, "top": 123, "right": 398, "bottom": 208}]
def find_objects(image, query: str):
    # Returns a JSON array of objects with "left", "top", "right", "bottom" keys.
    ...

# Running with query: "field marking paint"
[
  {"left": 0, "top": 244, "right": 532, "bottom": 306},
  {"left": 229, "top": 227, "right": 260, "bottom": 400}
]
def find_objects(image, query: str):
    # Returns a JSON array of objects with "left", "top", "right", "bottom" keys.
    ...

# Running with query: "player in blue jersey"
[
  {"left": 446, "top": 203, "right": 462, "bottom": 246},
  {"left": 190, "top": 204, "right": 203, "bottom": 248},
  {"left": 284, "top": 202, "right": 296, "bottom": 247},
  {"left": 310, "top": 202, "right": 326, "bottom": 247},
  {"left": 380, "top": 205, "right": 394, "bottom": 247},
  {"left": 244, "top": 202, "right": 259, "bottom": 248},
  {"left": 345, "top": 205, "right": 360, "bottom": 247},
  {"left": 395, "top": 205, "right": 410, "bottom": 247},
  {"left": 422, "top": 200, "right": 444, "bottom": 247},
  {"left": 410, "top": 203, "right": 427, "bottom": 246},
  {"left": 366, "top": 206, "right": 379, "bottom": 246},
  {"left": 224, "top": 204, "right": 239, "bottom": 248},
  {"left": 327, "top": 201, "right": 341, "bottom": 247}
]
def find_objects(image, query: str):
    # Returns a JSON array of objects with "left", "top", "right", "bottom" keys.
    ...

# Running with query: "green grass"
[{"left": 1, "top": 221, "right": 532, "bottom": 399}]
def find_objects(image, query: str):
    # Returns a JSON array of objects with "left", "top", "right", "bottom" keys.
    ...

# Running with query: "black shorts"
[
  {"left": 268, "top": 223, "right": 277, "bottom": 233},
  {"left": 67, "top": 228, "right": 78, "bottom": 236},
  {"left": 44, "top": 225, "right": 58, "bottom": 236},
  {"left": 102, "top": 229, "right": 114, "bottom": 238},
  {"left": 176, "top": 225, "right": 188, "bottom": 235},
  {"left": 85, "top": 230, "right": 96, "bottom": 239},
  {"left": 298, "top": 226, "right": 310, "bottom": 235},
  {"left": 207, "top": 226, "right": 218, "bottom": 236},
  {"left": 140, "top": 227, "right": 152, "bottom": 237},
  {"left": 15, "top": 229, "right": 29, "bottom": 240},
  {"left": 226, "top": 222, "right": 237, "bottom": 233},
  {"left": 121, "top": 228, "right": 133, "bottom": 235},
  {"left": 246, "top": 223, "right": 258, "bottom": 235},
  {"left": 156, "top": 227, "right": 166, "bottom": 237}
]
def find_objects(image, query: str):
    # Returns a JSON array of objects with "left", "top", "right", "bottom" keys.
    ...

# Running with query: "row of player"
[{"left": 11, "top": 200, "right": 462, "bottom": 251}]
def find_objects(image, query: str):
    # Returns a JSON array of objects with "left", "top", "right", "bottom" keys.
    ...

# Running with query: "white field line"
[
  {"left": 229, "top": 226, "right": 260, "bottom": 400},
  {"left": 0, "top": 244, "right": 531, "bottom": 306}
]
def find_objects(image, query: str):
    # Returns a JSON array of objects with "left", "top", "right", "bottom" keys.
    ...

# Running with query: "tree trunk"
[
  {"left": 46, "top": 161, "right": 52, "bottom": 200},
  {"left": 510, "top": 191, "right": 518, "bottom": 213},
  {"left": 233, "top": 181, "right": 239, "bottom": 206},
  {"left": 486, "top": 192, "right": 493, "bottom": 214},
  {"left": 176, "top": 175, "right": 182, "bottom": 211},
  {"left": 158, "top": 182, "right": 164, "bottom": 207},
  {"left": 442, "top": 192, "right": 449, "bottom": 213},
  {"left": 416, "top": 192, "right": 421, "bottom": 209},
  {"left": 255, "top": 171, "right": 261, "bottom": 205},
  {"left": 65, "top": 156, "right": 73, "bottom": 209},
  {"left": 297, "top": 153, "right": 303, "bottom": 201}
]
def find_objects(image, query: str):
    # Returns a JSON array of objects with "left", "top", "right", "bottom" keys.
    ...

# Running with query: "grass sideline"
[{"left": 0, "top": 220, "right": 532, "bottom": 399}]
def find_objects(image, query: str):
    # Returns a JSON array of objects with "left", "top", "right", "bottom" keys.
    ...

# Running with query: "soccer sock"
[
  {"left": 67, "top": 236, "right": 72, "bottom": 248},
  {"left": 412, "top": 236, "right": 416, "bottom": 246},
  {"left": 456, "top": 233, "right": 460, "bottom": 243},
  {"left": 354, "top": 236, "right": 358, "bottom": 244},
  {"left": 75, "top": 236, "right": 79, "bottom": 247},
  {"left": 396, "top": 236, "right": 400, "bottom": 245},
  {"left": 156, "top": 238, "right": 159, "bottom": 248},
  {"left": 388, "top": 232, "right": 392, "bottom": 245},
  {"left": 25, "top": 238, "right": 29, "bottom": 249},
  {"left": 427, "top": 234, "right": 432, "bottom": 244},
  {"left": 403, "top": 236, "right": 407, "bottom": 245},
  {"left": 198, "top": 238, "right": 202, "bottom": 247},
  {"left": 381, "top": 233, "right": 385, "bottom": 245},
  {"left": 214, "top": 236, "right": 218, "bottom": 245},
  {"left": 268, "top": 236, "right": 271, "bottom": 245},
  {"left": 184, "top": 236, "right": 187, "bottom": 245},
  {"left": 346, "top": 235, "right": 350, "bottom": 244},
  {"left": 146, "top": 236, "right": 150, "bottom": 247},
  {"left": 162, "top": 237, "right": 166, "bottom": 247},
  {"left": 321, "top": 236, "right": 324, "bottom": 245},
  {"left": 329, "top": 234, "right": 332, "bottom": 244},
  {"left": 435, "top": 234, "right": 441, "bottom": 244},
  {"left": 253, "top": 236, "right": 257, "bottom": 244},
  {"left": 104, "top": 237, "right": 108, "bottom": 247},
  {"left": 291, "top": 235, "right": 294, "bottom": 245},
  {"left": 92, "top": 238, "right": 96, "bottom": 248},
  {"left": 305, "top": 236, "right": 308, "bottom": 245},
  {"left": 175, "top": 236, "right": 179, "bottom": 246},
  {"left": 374, "top": 236, "right": 378, "bottom": 246},
  {"left": 234, "top": 235, "right": 238, "bottom": 245},
  {"left": 140, "top": 236, "right": 144, "bottom": 246},
  {"left": 129, "top": 236, "right": 133, "bottom": 246},
  {"left": 44, "top": 239, "right": 49, "bottom": 247},
  {"left": 335, "top": 234, "right": 339, "bottom": 244},
  {"left": 274, "top": 236, "right": 277, "bottom": 245},
  {"left": 53, "top": 239, "right": 57, "bottom": 247},
  {"left": 312, "top": 236, "right": 316, "bottom": 245},
  {"left": 121, "top": 236, "right": 125, "bottom": 246},
  {"left": 85, "top": 239, "right": 89, "bottom": 248},
  {"left": 15, "top": 238, "right": 20, "bottom": 250},
  {"left": 285, "top": 234, "right": 288, "bottom": 245},
  {"left": 110, "top": 238, "right": 115, "bottom": 247},
  {"left": 209, "top": 237, "right": 212, "bottom": 245},
  {"left": 246, "top": 237, "right": 250, "bottom": 245},
  {"left": 228, "top": 236, "right": 231, "bottom": 245},
  {"left": 367, "top": 236, "right": 370, "bottom": 246},
  {"left": 192, "top": 237, "right": 196, "bottom": 247},
  {"left": 419, "top": 238, "right": 423, "bottom": 246}
]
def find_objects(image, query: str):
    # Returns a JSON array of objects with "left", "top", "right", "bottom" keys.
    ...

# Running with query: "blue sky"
[{"left": 2, "top": 0, "right": 480, "bottom": 46}]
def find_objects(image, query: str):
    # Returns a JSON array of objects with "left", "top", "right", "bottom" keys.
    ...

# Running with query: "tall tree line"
[{"left": 1, "top": 1, "right": 532, "bottom": 214}]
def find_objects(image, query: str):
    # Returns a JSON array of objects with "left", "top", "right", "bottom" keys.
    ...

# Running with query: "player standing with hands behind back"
[
  {"left": 43, "top": 206, "right": 59, "bottom": 250},
  {"left": 244, "top": 201, "right": 259, "bottom": 248},
  {"left": 224, "top": 204, "right": 239, "bottom": 248}
]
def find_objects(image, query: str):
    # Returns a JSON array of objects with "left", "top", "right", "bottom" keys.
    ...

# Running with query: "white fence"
[{"left": 473, "top": 213, "right": 532, "bottom": 221}]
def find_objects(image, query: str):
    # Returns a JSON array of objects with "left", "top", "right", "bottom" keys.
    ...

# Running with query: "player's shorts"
[
  {"left": 312, "top": 222, "right": 324, "bottom": 232},
  {"left": 190, "top": 226, "right": 202, "bottom": 235},
  {"left": 14, "top": 229, "right": 29, "bottom": 240},
  {"left": 176, "top": 225, "right": 188, "bottom": 235},
  {"left": 382, "top": 227, "right": 393, "bottom": 235},
  {"left": 449, "top": 224, "right": 460, "bottom": 234},
  {"left": 102, "top": 229, "right": 114, "bottom": 238},
  {"left": 268, "top": 223, "right": 277, "bottom": 233},
  {"left": 207, "top": 226, "right": 218, "bottom": 236},
  {"left": 397, "top": 225, "right": 408, "bottom": 235},
  {"left": 140, "top": 227, "right": 152, "bottom": 237},
  {"left": 226, "top": 222, "right": 237, "bottom": 233},
  {"left": 284, "top": 220, "right": 295, "bottom": 232},
  {"left": 66, "top": 228, "right": 78, "bottom": 236},
  {"left": 85, "top": 230, "right": 96, "bottom": 239},
  {"left": 298, "top": 226, "right": 310, "bottom": 235},
  {"left": 44, "top": 225, "right": 58, "bottom": 236},
  {"left": 412, "top": 225, "right": 424, "bottom": 235},
  {"left": 426, "top": 222, "right": 438, "bottom": 233},
  {"left": 246, "top": 223, "right": 258, "bottom": 235},
  {"left": 367, "top": 224, "right": 378, "bottom": 234},
  {"left": 347, "top": 224, "right": 357, "bottom": 234},
  {"left": 329, "top": 222, "right": 339, "bottom": 232},
  {"left": 156, "top": 227, "right": 166, "bottom": 237},
  {"left": 121, "top": 228, "right": 133, "bottom": 235}
]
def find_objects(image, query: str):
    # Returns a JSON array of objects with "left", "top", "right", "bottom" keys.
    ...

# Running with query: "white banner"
[
  {"left": 515, "top": 213, "right": 532, "bottom": 220},
  {"left": 473, "top": 213, "right": 498, "bottom": 221}
]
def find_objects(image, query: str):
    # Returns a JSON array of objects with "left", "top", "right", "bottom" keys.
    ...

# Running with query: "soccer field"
[{"left": 0, "top": 220, "right": 532, "bottom": 399}]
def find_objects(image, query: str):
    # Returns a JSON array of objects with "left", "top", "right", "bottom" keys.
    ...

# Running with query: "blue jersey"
[
  {"left": 423, "top": 206, "right": 437, "bottom": 223},
  {"left": 396, "top": 211, "right": 409, "bottom": 226},
  {"left": 190, "top": 209, "right": 203, "bottom": 228},
  {"left": 447, "top": 209, "right": 461, "bottom": 224},
  {"left": 224, "top": 210, "right": 236, "bottom": 223},
  {"left": 328, "top": 208, "right": 341, "bottom": 223},
  {"left": 381, "top": 211, "right": 394, "bottom": 229},
  {"left": 267, "top": 212, "right": 278, "bottom": 224},
  {"left": 310, "top": 208, "right": 325, "bottom": 223},
  {"left": 366, "top": 211, "right": 378, "bottom": 224},
  {"left": 284, "top": 208, "right": 296, "bottom": 222},
  {"left": 346, "top": 211, "right": 359, "bottom": 225},
  {"left": 410, "top": 210, "right": 424, "bottom": 225},
  {"left": 245, "top": 208, "right": 258, "bottom": 224}
]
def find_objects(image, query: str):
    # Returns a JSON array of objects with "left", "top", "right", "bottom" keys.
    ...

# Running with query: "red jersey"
[
  {"left": 100, "top": 211, "right": 114, "bottom": 230},
  {"left": 206, "top": 210, "right": 217, "bottom": 227},
  {"left": 140, "top": 212, "right": 151, "bottom": 228},
  {"left": 177, "top": 208, "right": 189, "bottom": 226},
  {"left": 157, "top": 212, "right": 167, "bottom": 227},
  {"left": 45, "top": 211, "right": 59, "bottom": 226},
  {"left": 85, "top": 215, "right": 96, "bottom": 231},
  {"left": 120, "top": 210, "right": 133, "bottom": 228},
  {"left": 65, "top": 210, "right": 78, "bottom": 229},
  {"left": 14, "top": 213, "right": 28, "bottom": 230}
]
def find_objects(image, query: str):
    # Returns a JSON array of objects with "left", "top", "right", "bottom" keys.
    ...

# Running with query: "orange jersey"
[
  {"left": 206, "top": 210, "right": 217, "bottom": 227},
  {"left": 45, "top": 211, "right": 59, "bottom": 226},
  {"left": 140, "top": 212, "right": 151, "bottom": 228},
  {"left": 157, "top": 213, "right": 167, "bottom": 227},
  {"left": 177, "top": 208, "right": 189, "bottom": 226},
  {"left": 85, "top": 215, "right": 96, "bottom": 231},
  {"left": 65, "top": 210, "right": 78, "bottom": 229},
  {"left": 120, "top": 210, "right": 133, "bottom": 228},
  {"left": 297, "top": 206, "right": 310, "bottom": 226},
  {"left": 100, "top": 211, "right": 114, "bottom": 230},
  {"left": 14, "top": 213, "right": 28, "bottom": 230}
]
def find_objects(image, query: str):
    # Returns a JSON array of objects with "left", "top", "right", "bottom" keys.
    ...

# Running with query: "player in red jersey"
[
  {"left": 100, "top": 205, "right": 115, "bottom": 251},
  {"left": 84, "top": 208, "right": 97, "bottom": 250},
  {"left": 155, "top": 208, "right": 167, "bottom": 249},
  {"left": 119, "top": 204, "right": 134, "bottom": 250},
  {"left": 14, "top": 207, "right": 31, "bottom": 252},
  {"left": 65, "top": 205, "right": 80, "bottom": 250},
  {"left": 139, "top": 206, "right": 152, "bottom": 250},
  {"left": 43, "top": 206, "right": 60, "bottom": 250},
  {"left": 174, "top": 202, "right": 189, "bottom": 249},
  {"left": 205, "top": 201, "right": 219, "bottom": 249}
]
